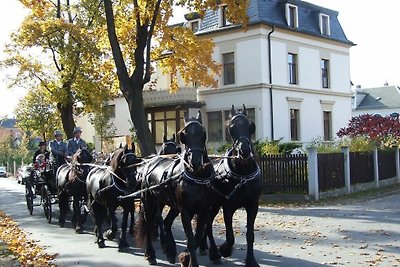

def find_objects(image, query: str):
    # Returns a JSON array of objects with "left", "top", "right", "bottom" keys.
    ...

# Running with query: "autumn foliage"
[
  {"left": 0, "top": 211, "right": 57, "bottom": 266},
  {"left": 337, "top": 114, "right": 400, "bottom": 147}
]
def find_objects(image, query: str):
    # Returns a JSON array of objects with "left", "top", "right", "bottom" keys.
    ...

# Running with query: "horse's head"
[
  {"left": 159, "top": 134, "right": 181, "bottom": 155},
  {"left": 228, "top": 104, "right": 255, "bottom": 160},
  {"left": 74, "top": 147, "right": 93, "bottom": 164},
  {"left": 179, "top": 110, "right": 207, "bottom": 172},
  {"left": 110, "top": 142, "right": 140, "bottom": 190}
]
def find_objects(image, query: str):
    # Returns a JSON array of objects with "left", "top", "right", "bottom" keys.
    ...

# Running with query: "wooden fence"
[
  {"left": 349, "top": 152, "right": 374, "bottom": 184},
  {"left": 260, "top": 154, "right": 308, "bottom": 194},
  {"left": 378, "top": 149, "right": 396, "bottom": 180},
  {"left": 317, "top": 153, "right": 345, "bottom": 191}
]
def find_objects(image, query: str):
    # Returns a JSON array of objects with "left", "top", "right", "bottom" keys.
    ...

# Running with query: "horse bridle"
[{"left": 118, "top": 152, "right": 138, "bottom": 182}]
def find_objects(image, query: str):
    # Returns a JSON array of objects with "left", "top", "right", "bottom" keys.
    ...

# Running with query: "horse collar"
[{"left": 222, "top": 149, "right": 260, "bottom": 182}]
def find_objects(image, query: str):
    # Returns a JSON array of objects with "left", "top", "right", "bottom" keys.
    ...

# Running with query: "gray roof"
[
  {"left": 355, "top": 86, "right": 400, "bottom": 110},
  {"left": 197, "top": 0, "right": 353, "bottom": 45},
  {"left": 0, "top": 119, "right": 17, "bottom": 128}
]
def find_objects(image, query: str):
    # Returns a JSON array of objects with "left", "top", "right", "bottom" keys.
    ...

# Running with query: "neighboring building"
[
  {"left": 0, "top": 118, "right": 22, "bottom": 146},
  {"left": 352, "top": 85, "right": 400, "bottom": 117},
  {"left": 84, "top": 0, "right": 354, "bottom": 151}
]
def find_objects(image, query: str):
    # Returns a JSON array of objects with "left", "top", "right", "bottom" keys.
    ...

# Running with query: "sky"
[{"left": 0, "top": 0, "right": 399, "bottom": 118}]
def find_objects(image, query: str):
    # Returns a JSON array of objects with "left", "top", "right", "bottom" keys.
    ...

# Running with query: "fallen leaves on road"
[{"left": 0, "top": 211, "right": 57, "bottom": 266}]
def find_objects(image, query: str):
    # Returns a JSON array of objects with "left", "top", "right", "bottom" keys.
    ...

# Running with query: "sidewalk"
[{"left": 0, "top": 240, "right": 20, "bottom": 267}]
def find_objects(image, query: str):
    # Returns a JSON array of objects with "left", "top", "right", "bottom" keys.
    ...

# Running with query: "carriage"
[{"left": 24, "top": 154, "right": 58, "bottom": 223}]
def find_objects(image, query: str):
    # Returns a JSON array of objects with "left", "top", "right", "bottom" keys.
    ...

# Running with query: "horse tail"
[{"left": 135, "top": 203, "right": 147, "bottom": 248}]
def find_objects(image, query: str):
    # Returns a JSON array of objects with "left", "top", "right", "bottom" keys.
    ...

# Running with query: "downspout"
[{"left": 268, "top": 25, "right": 275, "bottom": 140}]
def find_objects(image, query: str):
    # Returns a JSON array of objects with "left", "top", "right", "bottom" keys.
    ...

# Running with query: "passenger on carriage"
[
  {"left": 66, "top": 127, "right": 87, "bottom": 156},
  {"left": 32, "top": 141, "right": 49, "bottom": 164},
  {"left": 49, "top": 130, "right": 67, "bottom": 171}
]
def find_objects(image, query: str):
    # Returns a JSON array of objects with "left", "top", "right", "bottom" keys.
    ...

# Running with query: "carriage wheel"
[
  {"left": 25, "top": 184, "right": 34, "bottom": 215},
  {"left": 42, "top": 185, "right": 52, "bottom": 223}
]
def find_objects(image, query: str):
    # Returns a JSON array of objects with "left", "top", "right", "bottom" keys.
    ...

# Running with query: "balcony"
[{"left": 143, "top": 87, "right": 200, "bottom": 108}]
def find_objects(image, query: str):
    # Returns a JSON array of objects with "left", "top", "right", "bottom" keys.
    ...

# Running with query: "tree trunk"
[
  {"left": 124, "top": 82, "right": 156, "bottom": 156},
  {"left": 57, "top": 101, "right": 76, "bottom": 139}
]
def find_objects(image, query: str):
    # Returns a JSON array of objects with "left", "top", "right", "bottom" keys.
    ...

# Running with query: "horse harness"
[{"left": 211, "top": 149, "right": 260, "bottom": 200}]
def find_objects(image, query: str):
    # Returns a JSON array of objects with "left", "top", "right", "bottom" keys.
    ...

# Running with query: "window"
[
  {"left": 191, "top": 20, "right": 199, "bottom": 32},
  {"left": 288, "top": 53, "right": 297, "bottom": 85},
  {"left": 107, "top": 104, "right": 116, "bottom": 118},
  {"left": 321, "top": 59, "right": 329, "bottom": 88},
  {"left": 290, "top": 109, "right": 300, "bottom": 141},
  {"left": 147, "top": 109, "right": 185, "bottom": 144},
  {"left": 207, "top": 111, "right": 223, "bottom": 142},
  {"left": 319, "top": 14, "right": 330, "bottom": 35},
  {"left": 219, "top": 5, "right": 228, "bottom": 27},
  {"left": 286, "top": 4, "right": 298, "bottom": 28},
  {"left": 223, "top": 52, "right": 235, "bottom": 85},
  {"left": 323, "top": 111, "right": 332, "bottom": 140}
]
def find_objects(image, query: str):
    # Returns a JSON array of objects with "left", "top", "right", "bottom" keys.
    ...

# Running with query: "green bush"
[{"left": 254, "top": 138, "right": 302, "bottom": 156}]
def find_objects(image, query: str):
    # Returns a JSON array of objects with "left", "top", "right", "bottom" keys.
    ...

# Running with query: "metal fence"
[{"left": 260, "top": 154, "right": 308, "bottom": 194}]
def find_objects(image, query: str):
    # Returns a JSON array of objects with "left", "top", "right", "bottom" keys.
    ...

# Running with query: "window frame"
[
  {"left": 147, "top": 108, "right": 186, "bottom": 145},
  {"left": 222, "top": 52, "right": 235, "bottom": 85},
  {"left": 290, "top": 108, "right": 300, "bottom": 141},
  {"left": 286, "top": 4, "right": 299, "bottom": 28},
  {"left": 190, "top": 19, "right": 200, "bottom": 32},
  {"left": 288, "top": 53, "right": 298, "bottom": 85},
  {"left": 207, "top": 111, "right": 223, "bottom": 142},
  {"left": 319, "top": 13, "right": 330, "bottom": 36},
  {"left": 323, "top": 111, "right": 332, "bottom": 141},
  {"left": 321, "top": 59, "right": 330, "bottom": 88}
]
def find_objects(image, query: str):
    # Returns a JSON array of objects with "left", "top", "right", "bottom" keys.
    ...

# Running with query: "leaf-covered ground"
[{"left": 0, "top": 211, "right": 57, "bottom": 267}]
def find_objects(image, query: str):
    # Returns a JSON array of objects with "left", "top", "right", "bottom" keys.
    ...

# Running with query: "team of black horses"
[{"left": 54, "top": 104, "right": 261, "bottom": 267}]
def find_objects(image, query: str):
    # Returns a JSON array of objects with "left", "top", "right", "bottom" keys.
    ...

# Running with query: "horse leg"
[
  {"left": 201, "top": 205, "right": 222, "bottom": 264},
  {"left": 104, "top": 204, "right": 118, "bottom": 241},
  {"left": 178, "top": 210, "right": 198, "bottom": 267},
  {"left": 128, "top": 202, "right": 135, "bottom": 236},
  {"left": 163, "top": 206, "right": 179, "bottom": 264},
  {"left": 219, "top": 208, "right": 235, "bottom": 257},
  {"left": 244, "top": 202, "right": 260, "bottom": 267},
  {"left": 118, "top": 202, "right": 130, "bottom": 252},
  {"left": 92, "top": 201, "right": 106, "bottom": 248},
  {"left": 58, "top": 191, "right": 69, "bottom": 227},
  {"left": 72, "top": 196, "right": 81, "bottom": 233},
  {"left": 137, "top": 196, "right": 157, "bottom": 265}
]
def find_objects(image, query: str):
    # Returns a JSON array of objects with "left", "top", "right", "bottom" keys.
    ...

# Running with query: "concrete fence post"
[
  {"left": 395, "top": 147, "right": 400, "bottom": 183},
  {"left": 341, "top": 146, "right": 351, "bottom": 194},
  {"left": 307, "top": 147, "right": 319, "bottom": 201},
  {"left": 13, "top": 161, "right": 16, "bottom": 176},
  {"left": 373, "top": 147, "right": 379, "bottom": 188}
]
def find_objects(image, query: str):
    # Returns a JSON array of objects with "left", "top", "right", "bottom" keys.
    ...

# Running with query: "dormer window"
[
  {"left": 285, "top": 4, "right": 298, "bottom": 28},
  {"left": 190, "top": 20, "right": 200, "bottom": 32},
  {"left": 319, "top": 13, "right": 330, "bottom": 35},
  {"left": 219, "top": 4, "right": 231, "bottom": 27}
]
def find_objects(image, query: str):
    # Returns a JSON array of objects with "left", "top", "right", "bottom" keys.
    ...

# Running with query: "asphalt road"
[{"left": 1, "top": 177, "right": 400, "bottom": 267}]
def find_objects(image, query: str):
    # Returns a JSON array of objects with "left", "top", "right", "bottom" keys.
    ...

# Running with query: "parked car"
[
  {"left": 17, "top": 165, "right": 33, "bottom": 184},
  {"left": 0, "top": 166, "right": 7, "bottom": 177}
]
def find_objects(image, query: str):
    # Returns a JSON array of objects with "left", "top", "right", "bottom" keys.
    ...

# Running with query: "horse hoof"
[
  {"left": 104, "top": 230, "right": 116, "bottom": 241},
  {"left": 118, "top": 246, "right": 129, "bottom": 253},
  {"left": 218, "top": 243, "right": 233, "bottom": 258},
  {"left": 98, "top": 240, "right": 105, "bottom": 248},
  {"left": 245, "top": 258, "right": 260, "bottom": 267},
  {"left": 75, "top": 227, "right": 83, "bottom": 234},
  {"left": 167, "top": 255, "right": 176, "bottom": 264},
  {"left": 58, "top": 222, "right": 65, "bottom": 228},
  {"left": 118, "top": 240, "right": 129, "bottom": 252},
  {"left": 147, "top": 258, "right": 157, "bottom": 265}
]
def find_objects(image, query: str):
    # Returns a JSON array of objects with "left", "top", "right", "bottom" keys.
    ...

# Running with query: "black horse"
[
  {"left": 86, "top": 143, "right": 141, "bottom": 251},
  {"left": 136, "top": 111, "right": 214, "bottom": 266},
  {"left": 56, "top": 148, "right": 93, "bottom": 232},
  {"left": 158, "top": 134, "right": 181, "bottom": 155},
  {"left": 202, "top": 105, "right": 262, "bottom": 267}
]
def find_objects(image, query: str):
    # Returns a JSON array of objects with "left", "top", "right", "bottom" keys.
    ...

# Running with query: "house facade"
[
  {"left": 352, "top": 85, "right": 400, "bottom": 117},
  {"left": 80, "top": 0, "right": 354, "bottom": 152}
]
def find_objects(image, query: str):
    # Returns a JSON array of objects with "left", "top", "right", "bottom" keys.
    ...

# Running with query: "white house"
[
  {"left": 352, "top": 85, "right": 400, "bottom": 117},
  {"left": 81, "top": 0, "right": 354, "bottom": 152}
]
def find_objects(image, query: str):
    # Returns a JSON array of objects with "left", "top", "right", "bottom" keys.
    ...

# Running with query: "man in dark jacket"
[
  {"left": 49, "top": 130, "right": 67, "bottom": 171},
  {"left": 67, "top": 127, "right": 87, "bottom": 156}
]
